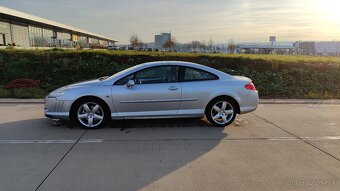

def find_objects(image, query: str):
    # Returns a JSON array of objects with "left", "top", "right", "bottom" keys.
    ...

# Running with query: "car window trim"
[{"left": 113, "top": 65, "right": 181, "bottom": 85}]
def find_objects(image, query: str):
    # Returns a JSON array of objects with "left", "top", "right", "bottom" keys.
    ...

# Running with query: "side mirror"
[{"left": 125, "top": 79, "right": 135, "bottom": 88}]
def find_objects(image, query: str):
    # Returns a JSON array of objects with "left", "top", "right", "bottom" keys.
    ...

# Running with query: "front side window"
[
  {"left": 114, "top": 65, "right": 179, "bottom": 85},
  {"left": 135, "top": 66, "right": 179, "bottom": 84},
  {"left": 184, "top": 67, "right": 218, "bottom": 81}
]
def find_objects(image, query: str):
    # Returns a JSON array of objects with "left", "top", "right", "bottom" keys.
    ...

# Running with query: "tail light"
[{"left": 245, "top": 82, "right": 256, "bottom": 91}]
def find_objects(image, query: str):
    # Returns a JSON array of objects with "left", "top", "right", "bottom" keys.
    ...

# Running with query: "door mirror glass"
[{"left": 125, "top": 79, "right": 135, "bottom": 88}]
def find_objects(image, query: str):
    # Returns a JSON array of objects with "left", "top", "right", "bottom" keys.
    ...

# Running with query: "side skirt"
[{"left": 111, "top": 109, "right": 204, "bottom": 120}]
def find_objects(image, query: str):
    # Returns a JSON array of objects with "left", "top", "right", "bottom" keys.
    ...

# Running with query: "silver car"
[{"left": 45, "top": 61, "right": 259, "bottom": 128}]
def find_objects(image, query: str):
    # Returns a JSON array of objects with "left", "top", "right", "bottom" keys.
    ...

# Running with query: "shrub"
[
  {"left": 0, "top": 87, "right": 11, "bottom": 98},
  {"left": 0, "top": 49, "right": 339, "bottom": 99},
  {"left": 0, "top": 87, "right": 47, "bottom": 98},
  {"left": 11, "top": 88, "right": 47, "bottom": 99}
]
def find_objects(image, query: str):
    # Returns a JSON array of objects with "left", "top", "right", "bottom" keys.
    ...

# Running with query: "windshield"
[{"left": 105, "top": 64, "right": 143, "bottom": 81}]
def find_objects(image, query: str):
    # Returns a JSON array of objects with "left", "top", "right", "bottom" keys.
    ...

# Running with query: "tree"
[
  {"left": 130, "top": 34, "right": 143, "bottom": 50},
  {"left": 208, "top": 38, "right": 215, "bottom": 51},
  {"left": 191, "top": 41, "right": 201, "bottom": 50},
  {"left": 189, "top": 41, "right": 206, "bottom": 52},
  {"left": 228, "top": 39, "right": 237, "bottom": 53},
  {"left": 163, "top": 37, "right": 175, "bottom": 50},
  {"left": 199, "top": 40, "right": 207, "bottom": 51}
]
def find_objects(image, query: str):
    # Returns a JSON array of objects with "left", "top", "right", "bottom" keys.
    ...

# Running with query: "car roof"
[
  {"left": 140, "top": 61, "right": 217, "bottom": 71},
  {"left": 142, "top": 61, "right": 201, "bottom": 67}
]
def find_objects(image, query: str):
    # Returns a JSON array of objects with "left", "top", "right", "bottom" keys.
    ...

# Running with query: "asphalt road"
[{"left": 0, "top": 103, "right": 339, "bottom": 191}]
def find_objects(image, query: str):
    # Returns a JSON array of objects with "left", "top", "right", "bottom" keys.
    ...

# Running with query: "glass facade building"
[{"left": 0, "top": 6, "right": 117, "bottom": 48}]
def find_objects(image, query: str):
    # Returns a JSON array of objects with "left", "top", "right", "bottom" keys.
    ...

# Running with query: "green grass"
[{"left": 2, "top": 49, "right": 340, "bottom": 65}]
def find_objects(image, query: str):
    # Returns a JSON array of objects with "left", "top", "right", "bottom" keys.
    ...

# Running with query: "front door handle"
[{"left": 168, "top": 86, "right": 179, "bottom": 91}]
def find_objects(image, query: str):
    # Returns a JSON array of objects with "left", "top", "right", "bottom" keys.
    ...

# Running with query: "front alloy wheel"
[{"left": 76, "top": 102, "right": 105, "bottom": 128}]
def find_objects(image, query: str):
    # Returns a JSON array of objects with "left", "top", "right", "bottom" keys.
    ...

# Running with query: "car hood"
[{"left": 64, "top": 79, "right": 102, "bottom": 89}]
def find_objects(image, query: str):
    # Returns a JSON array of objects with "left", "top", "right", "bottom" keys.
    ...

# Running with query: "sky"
[{"left": 1, "top": 0, "right": 340, "bottom": 44}]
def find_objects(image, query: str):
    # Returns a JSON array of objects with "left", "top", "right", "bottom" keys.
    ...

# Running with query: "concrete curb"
[
  {"left": 0, "top": 98, "right": 340, "bottom": 105},
  {"left": 0, "top": 99, "right": 44, "bottom": 104},
  {"left": 259, "top": 99, "right": 340, "bottom": 105}
]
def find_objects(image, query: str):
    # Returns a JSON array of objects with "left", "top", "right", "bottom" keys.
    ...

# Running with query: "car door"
[{"left": 111, "top": 65, "right": 181, "bottom": 117}]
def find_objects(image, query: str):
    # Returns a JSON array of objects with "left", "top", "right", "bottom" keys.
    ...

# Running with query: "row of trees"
[
  {"left": 175, "top": 39, "right": 237, "bottom": 53},
  {"left": 129, "top": 34, "right": 237, "bottom": 52}
]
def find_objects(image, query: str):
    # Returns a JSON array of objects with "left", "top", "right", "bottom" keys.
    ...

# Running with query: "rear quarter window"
[{"left": 184, "top": 67, "right": 218, "bottom": 81}]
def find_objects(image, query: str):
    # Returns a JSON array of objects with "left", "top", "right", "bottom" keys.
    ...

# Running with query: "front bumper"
[
  {"left": 44, "top": 97, "right": 72, "bottom": 120},
  {"left": 45, "top": 111, "right": 70, "bottom": 120}
]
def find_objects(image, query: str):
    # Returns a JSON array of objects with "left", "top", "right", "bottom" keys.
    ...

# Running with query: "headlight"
[{"left": 48, "top": 88, "right": 67, "bottom": 98}]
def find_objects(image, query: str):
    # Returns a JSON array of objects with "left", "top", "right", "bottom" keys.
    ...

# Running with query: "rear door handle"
[{"left": 168, "top": 86, "right": 179, "bottom": 91}]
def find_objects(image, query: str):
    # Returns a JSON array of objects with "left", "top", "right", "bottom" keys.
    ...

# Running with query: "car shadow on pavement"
[
  {"left": 0, "top": 118, "right": 84, "bottom": 140},
  {"left": 0, "top": 117, "right": 227, "bottom": 190},
  {"left": 111, "top": 117, "right": 214, "bottom": 129}
]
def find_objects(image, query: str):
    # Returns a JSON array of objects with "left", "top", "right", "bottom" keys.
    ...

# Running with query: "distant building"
[
  {"left": 238, "top": 36, "right": 295, "bottom": 54},
  {"left": 155, "top": 32, "right": 171, "bottom": 49},
  {"left": 294, "top": 41, "right": 315, "bottom": 55},
  {"left": 315, "top": 42, "right": 340, "bottom": 56},
  {"left": 238, "top": 43, "right": 294, "bottom": 54},
  {"left": 295, "top": 41, "right": 340, "bottom": 56},
  {"left": 269, "top": 36, "right": 276, "bottom": 46},
  {"left": 0, "top": 6, "right": 117, "bottom": 48}
]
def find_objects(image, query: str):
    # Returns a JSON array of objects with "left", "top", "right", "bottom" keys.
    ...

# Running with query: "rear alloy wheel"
[
  {"left": 206, "top": 98, "right": 237, "bottom": 127},
  {"left": 74, "top": 100, "right": 108, "bottom": 129}
]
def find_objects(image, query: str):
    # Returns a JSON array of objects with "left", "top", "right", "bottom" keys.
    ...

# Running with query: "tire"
[
  {"left": 71, "top": 97, "right": 110, "bottom": 129},
  {"left": 205, "top": 98, "right": 237, "bottom": 127}
]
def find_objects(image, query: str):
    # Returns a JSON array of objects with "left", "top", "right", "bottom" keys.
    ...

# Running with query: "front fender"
[{"left": 56, "top": 85, "right": 117, "bottom": 114}]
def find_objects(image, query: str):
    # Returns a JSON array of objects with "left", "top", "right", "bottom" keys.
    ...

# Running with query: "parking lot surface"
[{"left": 0, "top": 103, "right": 339, "bottom": 191}]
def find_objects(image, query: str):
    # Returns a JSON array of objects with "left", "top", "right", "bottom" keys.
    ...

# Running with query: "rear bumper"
[
  {"left": 240, "top": 105, "right": 258, "bottom": 114},
  {"left": 238, "top": 91, "right": 259, "bottom": 114}
]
